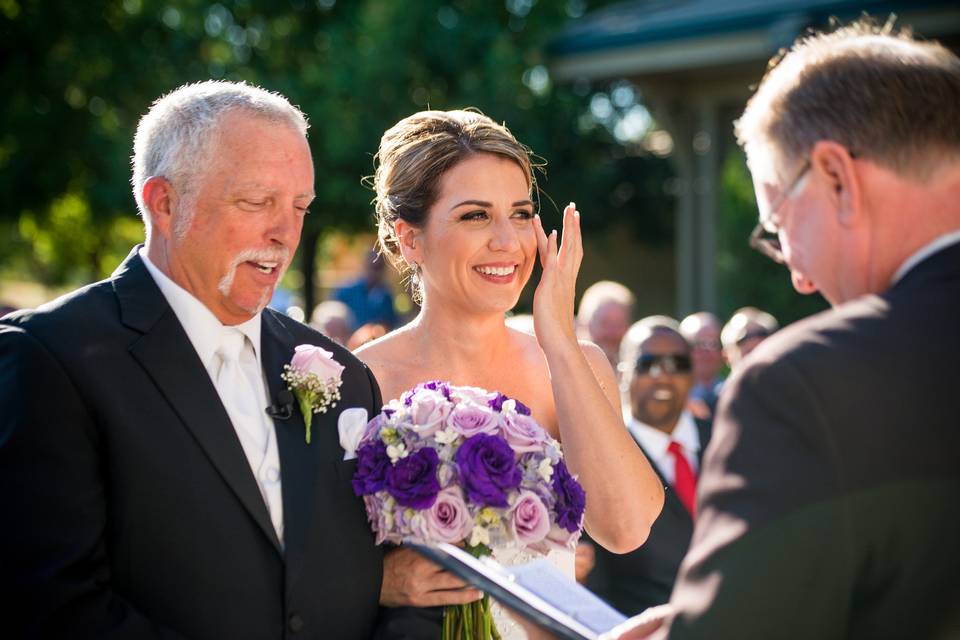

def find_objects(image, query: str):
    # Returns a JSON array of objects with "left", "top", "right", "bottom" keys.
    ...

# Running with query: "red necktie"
[{"left": 667, "top": 441, "right": 697, "bottom": 518}]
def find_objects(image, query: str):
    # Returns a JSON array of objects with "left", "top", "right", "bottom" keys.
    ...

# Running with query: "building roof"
[{"left": 550, "top": 0, "right": 960, "bottom": 80}]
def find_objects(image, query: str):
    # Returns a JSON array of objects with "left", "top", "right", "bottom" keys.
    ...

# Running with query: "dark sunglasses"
[{"left": 635, "top": 353, "right": 692, "bottom": 375}]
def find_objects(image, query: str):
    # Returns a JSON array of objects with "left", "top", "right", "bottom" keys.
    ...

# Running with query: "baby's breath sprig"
[{"left": 281, "top": 365, "right": 343, "bottom": 444}]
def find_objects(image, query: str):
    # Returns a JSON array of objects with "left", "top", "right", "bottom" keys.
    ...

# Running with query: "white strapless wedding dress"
[{"left": 489, "top": 546, "right": 575, "bottom": 639}]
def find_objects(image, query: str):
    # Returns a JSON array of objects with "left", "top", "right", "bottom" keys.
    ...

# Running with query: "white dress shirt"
[
  {"left": 626, "top": 411, "right": 701, "bottom": 485},
  {"left": 139, "top": 248, "right": 285, "bottom": 545},
  {"left": 891, "top": 229, "right": 960, "bottom": 285}
]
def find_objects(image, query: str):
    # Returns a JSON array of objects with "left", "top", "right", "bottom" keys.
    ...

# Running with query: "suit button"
[{"left": 288, "top": 613, "right": 304, "bottom": 633}]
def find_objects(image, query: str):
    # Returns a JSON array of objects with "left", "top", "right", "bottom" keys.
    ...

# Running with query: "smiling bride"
[{"left": 356, "top": 109, "right": 665, "bottom": 639}]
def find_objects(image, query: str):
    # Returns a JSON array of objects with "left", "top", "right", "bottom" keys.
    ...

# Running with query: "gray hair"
[
  {"left": 131, "top": 80, "right": 309, "bottom": 234},
  {"left": 577, "top": 280, "right": 635, "bottom": 326},
  {"left": 735, "top": 18, "right": 960, "bottom": 178}
]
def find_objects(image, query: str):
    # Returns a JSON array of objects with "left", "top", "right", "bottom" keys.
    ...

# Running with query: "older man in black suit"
[
  {"left": 588, "top": 317, "right": 711, "bottom": 616},
  {"left": 0, "top": 81, "right": 456, "bottom": 639},
  {"left": 613, "top": 19, "right": 960, "bottom": 640}
]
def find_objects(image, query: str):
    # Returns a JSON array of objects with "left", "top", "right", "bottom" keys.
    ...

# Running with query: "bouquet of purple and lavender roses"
[{"left": 351, "top": 381, "right": 586, "bottom": 640}]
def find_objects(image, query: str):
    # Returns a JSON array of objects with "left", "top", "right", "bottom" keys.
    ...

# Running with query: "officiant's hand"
[
  {"left": 532, "top": 203, "right": 582, "bottom": 355},
  {"left": 380, "top": 547, "right": 483, "bottom": 608},
  {"left": 603, "top": 604, "right": 672, "bottom": 640}
]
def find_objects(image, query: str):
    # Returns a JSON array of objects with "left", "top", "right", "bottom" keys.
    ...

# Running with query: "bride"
[{"left": 358, "top": 109, "right": 664, "bottom": 638}]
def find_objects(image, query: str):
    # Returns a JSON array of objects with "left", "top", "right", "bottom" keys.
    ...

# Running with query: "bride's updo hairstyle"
[{"left": 370, "top": 109, "right": 537, "bottom": 287}]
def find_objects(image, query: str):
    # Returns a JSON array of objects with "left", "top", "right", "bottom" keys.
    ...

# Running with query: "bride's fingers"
[
  {"left": 533, "top": 214, "right": 550, "bottom": 270},
  {"left": 558, "top": 202, "right": 581, "bottom": 273}
]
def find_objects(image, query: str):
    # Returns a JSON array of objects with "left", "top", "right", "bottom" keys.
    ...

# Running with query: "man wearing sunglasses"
[
  {"left": 612, "top": 18, "right": 960, "bottom": 640},
  {"left": 588, "top": 317, "right": 711, "bottom": 617}
]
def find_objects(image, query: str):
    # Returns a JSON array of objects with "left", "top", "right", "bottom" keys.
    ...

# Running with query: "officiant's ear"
[
  {"left": 142, "top": 176, "right": 179, "bottom": 239},
  {"left": 394, "top": 218, "right": 422, "bottom": 265}
]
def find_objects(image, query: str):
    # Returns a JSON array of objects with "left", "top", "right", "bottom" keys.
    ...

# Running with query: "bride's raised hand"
[{"left": 532, "top": 202, "right": 583, "bottom": 354}]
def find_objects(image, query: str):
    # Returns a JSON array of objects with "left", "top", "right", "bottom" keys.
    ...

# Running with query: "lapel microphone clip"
[{"left": 266, "top": 389, "right": 295, "bottom": 420}]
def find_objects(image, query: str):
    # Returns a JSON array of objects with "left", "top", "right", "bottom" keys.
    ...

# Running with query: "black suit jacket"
[
  {"left": 0, "top": 249, "right": 385, "bottom": 639},
  {"left": 665, "top": 241, "right": 960, "bottom": 639},
  {"left": 587, "top": 418, "right": 712, "bottom": 616}
]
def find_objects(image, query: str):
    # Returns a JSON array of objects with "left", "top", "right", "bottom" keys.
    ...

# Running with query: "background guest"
[
  {"left": 576, "top": 280, "right": 635, "bottom": 368},
  {"left": 678, "top": 312, "right": 723, "bottom": 419},
  {"left": 587, "top": 316, "right": 712, "bottom": 615},
  {"left": 333, "top": 249, "right": 398, "bottom": 329},
  {"left": 720, "top": 306, "right": 778, "bottom": 369},
  {"left": 309, "top": 300, "right": 355, "bottom": 347}
]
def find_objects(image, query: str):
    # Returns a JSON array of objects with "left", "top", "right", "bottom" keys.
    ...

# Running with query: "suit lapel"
[
  {"left": 115, "top": 248, "right": 282, "bottom": 554},
  {"left": 261, "top": 312, "right": 321, "bottom": 578}
]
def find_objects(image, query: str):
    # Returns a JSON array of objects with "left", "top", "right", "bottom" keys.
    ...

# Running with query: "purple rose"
[
  {"left": 509, "top": 490, "right": 550, "bottom": 544},
  {"left": 385, "top": 448, "right": 441, "bottom": 509},
  {"left": 501, "top": 413, "right": 548, "bottom": 453},
  {"left": 352, "top": 441, "right": 390, "bottom": 496},
  {"left": 551, "top": 460, "right": 586, "bottom": 533},
  {"left": 423, "top": 487, "right": 474, "bottom": 543},
  {"left": 455, "top": 434, "right": 522, "bottom": 508},
  {"left": 447, "top": 403, "right": 500, "bottom": 438}
]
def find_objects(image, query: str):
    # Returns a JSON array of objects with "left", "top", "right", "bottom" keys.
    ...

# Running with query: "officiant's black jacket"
[
  {"left": 0, "top": 249, "right": 385, "bottom": 639},
  {"left": 665, "top": 241, "right": 960, "bottom": 639},
  {"left": 586, "top": 418, "right": 712, "bottom": 617}
]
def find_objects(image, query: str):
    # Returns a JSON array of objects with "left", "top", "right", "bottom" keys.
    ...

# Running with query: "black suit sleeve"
[
  {"left": 666, "top": 356, "right": 857, "bottom": 640},
  {"left": 0, "top": 325, "right": 187, "bottom": 639},
  {"left": 365, "top": 361, "right": 384, "bottom": 417}
]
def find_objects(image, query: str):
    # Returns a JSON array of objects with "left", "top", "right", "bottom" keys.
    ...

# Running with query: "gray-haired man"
[{"left": 0, "top": 81, "right": 384, "bottom": 639}]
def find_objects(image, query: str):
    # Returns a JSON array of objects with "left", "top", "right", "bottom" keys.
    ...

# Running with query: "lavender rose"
[
  {"left": 509, "top": 490, "right": 550, "bottom": 544},
  {"left": 290, "top": 344, "right": 345, "bottom": 381},
  {"left": 385, "top": 447, "right": 441, "bottom": 509},
  {"left": 455, "top": 433, "right": 522, "bottom": 508},
  {"left": 352, "top": 440, "right": 390, "bottom": 496},
  {"left": 423, "top": 487, "right": 474, "bottom": 543},
  {"left": 552, "top": 460, "right": 586, "bottom": 533},
  {"left": 501, "top": 413, "right": 548, "bottom": 453},
  {"left": 447, "top": 403, "right": 500, "bottom": 438},
  {"left": 405, "top": 388, "right": 452, "bottom": 437}
]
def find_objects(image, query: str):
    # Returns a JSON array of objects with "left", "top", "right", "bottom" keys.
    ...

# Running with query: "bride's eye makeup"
[{"left": 460, "top": 210, "right": 489, "bottom": 222}]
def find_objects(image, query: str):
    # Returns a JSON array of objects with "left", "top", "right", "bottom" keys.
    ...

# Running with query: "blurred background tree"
[{"left": 1, "top": 0, "right": 823, "bottom": 324}]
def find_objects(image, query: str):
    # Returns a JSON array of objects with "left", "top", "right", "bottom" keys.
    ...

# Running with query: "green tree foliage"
[
  {"left": 716, "top": 151, "right": 828, "bottom": 325},
  {"left": 1, "top": 0, "right": 673, "bottom": 298}
]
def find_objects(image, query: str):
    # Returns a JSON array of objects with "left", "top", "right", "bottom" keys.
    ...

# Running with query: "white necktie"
[
  {"left": 214, "top": 328, "right": 284, "bottom": 544},
  {"left": 215, "top": 329, "right": 267, "bottom": 454}
]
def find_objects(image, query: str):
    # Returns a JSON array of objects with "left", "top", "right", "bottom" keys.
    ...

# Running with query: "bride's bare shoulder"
[{"left": 353, "top": 327, "right": 413, "bottom": 369}]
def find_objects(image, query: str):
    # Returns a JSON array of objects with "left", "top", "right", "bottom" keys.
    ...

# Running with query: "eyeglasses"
[
  {"left": 748, "top": 159, "right": 811, "bottom": 264},
  {"left": 635, "top": 353, "right": 692, "bottom": 376},
  {"left": 692, "top": 339, "right": 721, "bottom": 352}
]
